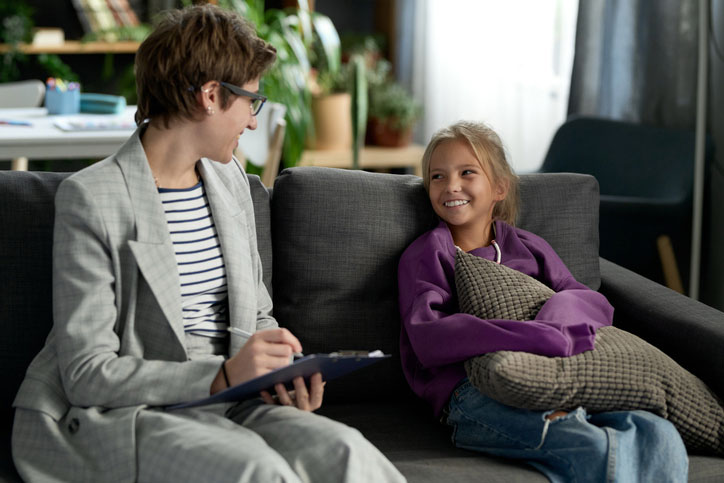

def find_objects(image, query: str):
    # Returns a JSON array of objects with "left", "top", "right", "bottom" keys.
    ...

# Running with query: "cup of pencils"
[{"left": 45, "top": 78, "right": 81, "bottom": 115}]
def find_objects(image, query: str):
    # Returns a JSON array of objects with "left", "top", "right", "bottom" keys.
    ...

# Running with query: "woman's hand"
[
  {"left": 260, "top": 373, "right": 325, "bottom": 412},
  {"left": 210, "top": 328, "right": 301, "bottom": 394}
]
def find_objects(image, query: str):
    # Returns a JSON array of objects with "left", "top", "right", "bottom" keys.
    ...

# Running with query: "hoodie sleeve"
[{"left": 398, "top": 228, "right": 612, "bottom": 371}]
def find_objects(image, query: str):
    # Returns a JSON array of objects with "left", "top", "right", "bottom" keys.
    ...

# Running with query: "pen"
[
  {"left": 0, "top": 120, "right": 32, "bottom": 127},
  {"left": 227, "top": 326, "right": 304, "bottom": 359},
  {"left": 227, "top": 326, "right": 253, "bottom": 338}
]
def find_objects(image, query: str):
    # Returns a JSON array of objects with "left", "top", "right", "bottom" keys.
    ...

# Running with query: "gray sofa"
[{"left": 2, "top": 166, "right": 723, "bottom": 482}]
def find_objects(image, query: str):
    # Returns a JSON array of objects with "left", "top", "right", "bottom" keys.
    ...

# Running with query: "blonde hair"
[
  {"left": 134, "top": 4, "right": 276, "bottom": 126},
  {"left": 421, "top": 120, "right": 519, "bottom": 224}
]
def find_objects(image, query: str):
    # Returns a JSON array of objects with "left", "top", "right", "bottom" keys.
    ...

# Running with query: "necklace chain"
[{"left": 152, "top": 168, "right": 200, "bottom": 188}]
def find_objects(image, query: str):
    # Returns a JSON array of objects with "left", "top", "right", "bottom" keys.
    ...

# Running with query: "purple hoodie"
[{"left": 398, "top": 220, "right": 614, "bottom": 416}]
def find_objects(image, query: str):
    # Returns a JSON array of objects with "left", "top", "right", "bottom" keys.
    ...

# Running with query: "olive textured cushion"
[{"left": 456, "top": 248, "right": 724, "bottom": 456}]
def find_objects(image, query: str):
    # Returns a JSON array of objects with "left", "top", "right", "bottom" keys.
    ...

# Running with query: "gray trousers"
[{"left": 136, "top": 400, "right": 405, "bottom": 483}]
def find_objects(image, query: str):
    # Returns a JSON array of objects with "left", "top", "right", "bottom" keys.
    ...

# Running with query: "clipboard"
[{"left": 167, "top": 351, "right": 390, "bottom": 410}]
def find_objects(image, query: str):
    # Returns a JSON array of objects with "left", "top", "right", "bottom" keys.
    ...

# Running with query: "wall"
[{"left": 702, "top": 0, "right": 724, "bottom": 310}]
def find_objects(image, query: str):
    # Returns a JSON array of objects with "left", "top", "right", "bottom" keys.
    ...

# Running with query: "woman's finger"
[
  {"left": 260, "top": 390, "right": 276, "bottom": 405},
  {"left": 253, "top": 328, "right": 302, "bottom": 354},
  {"left": 308, "top": 373, "right": 324, "bottom": 410},
  {"left": 292, "top": 376, "right": 311, "bottom": 411},
  {"left": 274, "top": 383, "right": 294, "bottom": 406}
]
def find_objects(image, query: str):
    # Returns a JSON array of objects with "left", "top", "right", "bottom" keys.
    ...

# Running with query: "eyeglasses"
[{"left": 219, "top": 81, "right": 267, "bottom": 116}]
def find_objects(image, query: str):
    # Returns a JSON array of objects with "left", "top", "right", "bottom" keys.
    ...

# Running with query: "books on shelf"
[
  {"left": 107, "top": 0, "right": 140, "bottom": 27},
  {"left": 72, "top": 0, "right": 140, "bottom": 38}
]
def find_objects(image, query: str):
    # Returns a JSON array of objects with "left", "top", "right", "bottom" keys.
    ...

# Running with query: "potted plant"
[
  {"left": 207, "top": 0, "right": 341, "bottom": 166},
  {"left": 308, "top": 59, "right": 352, "bottom": 150},
  {"left": 368, "top": 81, "right": 422, "bottom": 147}
]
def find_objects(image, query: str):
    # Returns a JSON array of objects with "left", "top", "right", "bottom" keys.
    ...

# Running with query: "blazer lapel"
[
  {"left": 116, "top": 128, "right": 186, "bottom": 351},
  {"left": 198, "top": 159, "right": 255, "bottom": 355}
]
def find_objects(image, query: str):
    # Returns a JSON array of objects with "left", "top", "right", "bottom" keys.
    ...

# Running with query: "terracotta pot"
[
  {"left": 310, "top": 93, "right": 352, "bottom": 150},
  {"left": 368, "top": 117, "right": 413, "bottom": 147}
]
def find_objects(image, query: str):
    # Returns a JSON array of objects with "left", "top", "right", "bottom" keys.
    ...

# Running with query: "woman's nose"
[{"left": 248, "top": 115, "right": 258, "bottom": 130}]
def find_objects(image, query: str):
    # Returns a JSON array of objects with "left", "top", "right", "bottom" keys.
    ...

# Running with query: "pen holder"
[{"left": 45, "top": 88, "right": 81, "bottom": 115}]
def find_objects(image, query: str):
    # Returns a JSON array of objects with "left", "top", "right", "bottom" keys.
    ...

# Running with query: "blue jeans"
[{"left": 446, "top": 379, "right": 688, "bottom": 483}]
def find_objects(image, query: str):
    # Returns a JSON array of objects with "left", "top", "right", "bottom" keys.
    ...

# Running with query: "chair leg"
[
  {"left": 261, "top": 120, "right": 286, "bottom": 188},
  {"left": 656, "top": 235, "right": 684, "bottom": 294},
  {"left": 11, "top": 157, "right": 29, "bottom": 171}
]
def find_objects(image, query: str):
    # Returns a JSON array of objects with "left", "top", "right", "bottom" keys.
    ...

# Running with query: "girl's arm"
[
  {"left": 523, "top": 229, "right": 613, "bottom": 333},
  {"left": 399, "top": 232, "right": 612, "bottom": 370}
]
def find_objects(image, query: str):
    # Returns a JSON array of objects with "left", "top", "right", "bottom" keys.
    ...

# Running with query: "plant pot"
[
  {"left": 368, "top": 117, "right": 413, "bottom": 147},
  {"left": 310, "top": 93, "right": 352, "bottom": 150}
]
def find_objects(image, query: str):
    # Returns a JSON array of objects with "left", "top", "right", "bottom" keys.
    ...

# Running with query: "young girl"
[
  {"left": 398, "top": 121, "right": 688, "bottom": 482},
  {"left": 12, "top": 5, "right": 404, "bottom": 483}
]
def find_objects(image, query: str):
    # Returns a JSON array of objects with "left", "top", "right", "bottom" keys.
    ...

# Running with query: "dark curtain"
[{"left": 568, "top": 0, "right": 700, "bottom": 129}]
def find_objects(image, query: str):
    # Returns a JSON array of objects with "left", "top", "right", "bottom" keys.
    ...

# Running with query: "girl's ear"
[{"left": 494, "top": 177, "right": 509, "bottom": 201}]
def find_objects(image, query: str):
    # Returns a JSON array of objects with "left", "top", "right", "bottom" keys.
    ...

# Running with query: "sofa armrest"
[{"left": 598, "top": 257, "right": 724, "bottom": 399}]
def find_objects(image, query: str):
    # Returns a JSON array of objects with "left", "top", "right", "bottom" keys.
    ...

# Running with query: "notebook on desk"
[
  {"left": 167, "top": 351, "right": 390, "bottom": 410},
  {"left": 54, "top": 115, "right": 135, "bottom": 132}
]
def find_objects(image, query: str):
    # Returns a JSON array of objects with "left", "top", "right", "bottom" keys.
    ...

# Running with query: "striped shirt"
[{"left": 158, "top": 179, "right": 229, "bottom": 338}]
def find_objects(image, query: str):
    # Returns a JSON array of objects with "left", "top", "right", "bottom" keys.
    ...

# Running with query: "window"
[{"left": 412, "top": 0, "right": 579, "bottom": 172}]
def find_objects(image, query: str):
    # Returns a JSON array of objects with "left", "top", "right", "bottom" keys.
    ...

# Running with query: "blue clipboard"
[{"left": 167, "top": 352, "right": 390, "bottom": 410}]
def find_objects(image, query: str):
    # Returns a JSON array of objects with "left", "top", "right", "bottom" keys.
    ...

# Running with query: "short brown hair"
[
  {"left": 134, "top": 4, "right": 276, "bottom": 126},
  {"left": 421, "top": 120, "right": 520, "bottom": 224}
]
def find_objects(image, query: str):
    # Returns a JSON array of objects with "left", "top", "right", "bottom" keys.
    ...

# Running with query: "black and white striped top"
[{"left": 158, "top": 180, "right": 228, "bottom": 338}]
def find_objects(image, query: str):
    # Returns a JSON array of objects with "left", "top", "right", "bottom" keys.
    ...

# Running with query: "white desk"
[{"left": 0, "top": 107, "right": 137, "bottom": 170}]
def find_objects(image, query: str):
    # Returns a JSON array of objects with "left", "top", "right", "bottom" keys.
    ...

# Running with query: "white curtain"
[{"left": 411, "top": 0, "right": 579, "bottom": 173}]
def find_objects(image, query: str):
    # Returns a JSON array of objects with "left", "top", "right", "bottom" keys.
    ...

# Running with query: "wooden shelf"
[
  {"left": 0, "top": 41, "right": 140, "bottom": 55},
  {"left": 300, "top": 144, "right": 424, "bottom": 177}
]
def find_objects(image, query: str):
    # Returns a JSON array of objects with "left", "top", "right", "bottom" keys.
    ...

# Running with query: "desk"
[
  {"left": 0, "top": 107, "right": 136, "bottom": 170},
  {"left": 300, "top": 144, "right": 424, "bottom": 177}
]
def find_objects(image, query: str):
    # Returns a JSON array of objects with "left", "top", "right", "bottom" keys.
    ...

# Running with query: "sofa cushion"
[
  {"left": 0, "top": 171, "right": 70, "bottom": 455},
  {"left": 0, "top": 172, "right": 69, "bottom": 415},
  {"left": 271, "top": 168, "right": 432, "bottom": 403},
  {"left": 317, "top": 402, "right": 548, "bottom": 482},
  {"left": 517, "top": 173, "right": 600, "bottom": 290},
  {"left": 246, "top": 175, "right": 272, "bottom": 294},
  {"left": 317, "top": 402, "right": 724, "bottom": 482},
  {"left": 270, "top": 167, "right": 601, "bottom": 403}
]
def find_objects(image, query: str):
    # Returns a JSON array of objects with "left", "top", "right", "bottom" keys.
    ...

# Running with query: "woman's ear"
[
  {"left": 196, "top": 81, "right": 221, "bottom": 117},
  {"left": 198, "top": 81, "right": 220, "bottom": 106}
]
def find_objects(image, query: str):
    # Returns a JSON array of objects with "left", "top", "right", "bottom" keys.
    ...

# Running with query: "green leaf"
[
  {"left": 296, "top": 0, "right": 313, "bottom": 46},
  {"left": 351, "top": 55, "right": 368, "bottom": 170},
  {"left": 312, "top": 14, "right": 341, "bottom": 75},
  {"left": 280, "top": 25, "right": 310, "bottom": 73}
]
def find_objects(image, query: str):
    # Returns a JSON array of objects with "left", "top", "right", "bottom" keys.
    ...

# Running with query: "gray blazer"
[{"left": 12, "top": 127, "right": 276, "bottom": 482}]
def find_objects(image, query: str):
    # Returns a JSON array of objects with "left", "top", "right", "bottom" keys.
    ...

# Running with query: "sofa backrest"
[
  {"left": 0, "top": 167, "right": 600, "bottom": 423},
  {"left": 270, "top": 167, "right": 600, "bottom": 403},
  {"left": 0, "top": 171, "right": 70, "bottom": 440}
]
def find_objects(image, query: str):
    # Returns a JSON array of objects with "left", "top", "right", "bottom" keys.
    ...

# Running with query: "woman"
[{"left": 12, "top": 5, "right": 404, "bottom": 483}]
